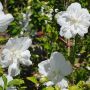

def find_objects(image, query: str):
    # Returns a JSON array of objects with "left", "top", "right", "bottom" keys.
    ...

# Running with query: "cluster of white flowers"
[
  {"left": 40, "top": 3, "right": 54, "bottom": 24},
  {"left": 0, "top": 2, "right": 14, "bottom": 32},
  {"left": 0, "top": 2, "right": 32, "bottom": 89},
  {"left": 38, "top": 52, "right": 72, "bottom": 89},
  {"left": 1, "top": 1, "right": 89, "bottom": 90},
  {"left": 56, "top": 2, "right": 90, "bottom": 39}
]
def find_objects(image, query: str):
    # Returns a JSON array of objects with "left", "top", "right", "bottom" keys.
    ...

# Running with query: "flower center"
[{"left": 11, "top": 49, "right": 21, "bottom": 59}]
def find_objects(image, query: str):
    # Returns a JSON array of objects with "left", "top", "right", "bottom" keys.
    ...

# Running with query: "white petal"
[
  {"left": 50, "top": 52, "right": 64, "bottom": 72},
  {"left": 57, "top": 78, "right": 68, "bottom": 89},
  {"left": 0, "top": 14, "right": 14, "bottom": 26},
  {"left": 81, "top": 20, "right": 90, "bottom": 27},
  {"left": 77, "top": 25, "right": 88, "bottom": 36},
  {"left": 48, "top": 71, "right": 64, "bottom": 84},
  {"left": 57, "top": 12, "right": 68, "bottom": 26},
  {"left": 86, "top": 66, "right": 90, "bottom": 70},
  {"left": 7, "top": 87, "right": 17, "bottom": 90},
  {"left": 5, "top": 37, "right": 32, "bottom": 50},
  {"left": 20, "top": 50, "right": 32, "bottom": 66},
  {"left": 60, "top": 26, "right": 73, "bottom": 39},
  {"left": 20, "top": 37, "right": 32, "bottom": 51},
  {"left": 70, "top": 25, "right": 78, "bottom": 35},
  {"left": 60, "top": 29, "right": 64, "bottom": 37},
  {"left": 5, "top": 37, "right": 20, "bottom": 49},
  {"left": 0, "top": 49, "right": 11, "bottom": 68},
  {"left": 50, "top": 52, "right": 72, "bottom": 76},
  {"left": 44, "top": 81, "right": 54, "bottom": 86},
  {"left": 0, "top": 77, "right": 4, "bottom": 87},
  {"left": 62, "top": 61, "right": 72, "bottom": 76},
  {"left": 0, "top": 14, "right": 14, "bottom": 32},
  {"left": 6, "top": 75, "right": 13, "bottom": 83},
  {"left": 64, "top": 30, "right": 73, "bottom": 39},
  {"left": 38, "top": 60, "right": 50, "bottom": 76},
  {"left": 67, "top": 2, "right": 81, "bottom": 13},
  {"left": 80, "top": 8, "right": 90, "bottom": 20},
  {"left": 8, "top": 63, "right": 20, "bottom": 76},
  {"left": 0, "top": 25, "right": 8, "bottom": 32},
  {"left": 61, "top": 88, "right": 68, "bottom": 90}
]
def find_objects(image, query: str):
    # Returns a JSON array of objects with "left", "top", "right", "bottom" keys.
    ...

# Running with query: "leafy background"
[{"left": 0, "top": 0, "right": 90, "bottom": 90}]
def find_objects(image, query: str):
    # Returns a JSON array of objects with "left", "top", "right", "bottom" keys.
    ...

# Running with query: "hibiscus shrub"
[{"left": 0, "top": 0, "right": 90, "bottom": 90}]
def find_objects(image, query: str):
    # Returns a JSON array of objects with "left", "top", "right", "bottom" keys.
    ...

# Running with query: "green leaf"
[
  {"left": 55, "top": 85, "right": 60, "bottom": 90},
  {"left": 43, "top": 86, "right": 54, "bottom": 90},
  {"left": 8, "top": 79, "right": 24, "bottom": 87},
  {"left": 2, "top": 75, "right": 7, "bottom": 90},
  {"left": 0, "top": 86, "right": 3, "bottom": 90},
  {"left": 69, "top": 85, "right": 82, "bottom": 90},
  {"left": 0, "top": 66, "right": 3, "bottom": 76},
  {"left": 27, "top": 76, "right": 38, "bottom": 84}
]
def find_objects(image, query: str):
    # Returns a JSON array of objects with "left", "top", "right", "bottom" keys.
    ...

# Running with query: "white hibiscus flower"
[
  {"left": 38, "top": 52, "right": 72, "bottom": 88},
  {"left": 0, "top": 37, "right": 32, "bottom": 76},
  {"left": 0, "top": 74, "right": 17, "bottom": 90},
  {"left": 56, "top": 2, "right": 90, "bottom": 39},
  {"left": 0, "top": 2, "right": 14, "bottom": 32}
]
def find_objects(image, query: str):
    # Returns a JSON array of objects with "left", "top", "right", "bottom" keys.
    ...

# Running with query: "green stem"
[{"left": 70, "top": 36, "right": 77, "bottom": 65}]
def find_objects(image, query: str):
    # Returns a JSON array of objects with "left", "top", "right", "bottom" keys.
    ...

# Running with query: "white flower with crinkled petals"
[
  {"left": 0, "top": 37, "right": 32, "bottom": 76},
  {"left": 38, "top": 52, "right": 72, "bottom": 87},
  {"left": 0, "top": 74, "right": 17, "bottom": 90},
  {"left": 0, "top": 2, "right": 14, "bottom": 32},
  {"left": 56, "top": 2, "right": 90, "bottom": 39}
]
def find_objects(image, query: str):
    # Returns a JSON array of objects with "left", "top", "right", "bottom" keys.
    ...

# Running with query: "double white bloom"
[
  {"left": 38, "top": 52, "right": 72, "bottom": 89},
  {"left": 0, "top": 2, "right": 14, "bottom": 32},
  {"left": 0, "top": 75, "right": 17, "bottom": 90},
  {"left": 56, "top": 2, "right": 90, "bottom": 39},
  {"left": 0, "top": 37, "right": 32, "bottom": 76}
]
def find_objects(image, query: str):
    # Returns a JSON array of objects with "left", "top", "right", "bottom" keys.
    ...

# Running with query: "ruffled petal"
[
  {"left": 64, "top": 30, "right": 73, "bottom": 39},
  {"left": 20, "top": 50, "right": 32, "bottom": 66},
  {"left": 38, "top": 60, "right": 50, "bottom": 76},
  {"left": 60, "top": 25, "right": 73, "bottom": 39},
  {"left": 57, "top": 78, "right": 68, "bottom": 89},
  {"left": 8, "top": 63, "right": 20, "bottom": 76},
  {"left": 77, "top": 25, "right": 88, "bottom": 37},
  {"left": 0, "top": 14, "right": 14, "bottom": 32},
  {"left": 6, "top": 75, "right": 13, "bottom": 83},
  {"left": 57, "top": 12, "right": 69, "bottom": 26},
  {"left": 0, "top": 14, "right": 14, "bottom": 26},
  {"left": 67, "top": 2, "right": 81, "bottom": 13},
  {"left": 44, "top": 81, "right": 54, "bottom": 86},
  {"left": 20, "top": 37, "right": 32, "bottom": 51},
  {"left": 0, "top": 49, "right": 11, "bottom": 68},
  {"left": 5, "top": 37, "right": 32, "bottom": 50}
]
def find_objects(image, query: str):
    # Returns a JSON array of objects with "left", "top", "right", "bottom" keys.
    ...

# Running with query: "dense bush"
[{"left": 0, "top": 0, "right": 90, "bottom": 90}]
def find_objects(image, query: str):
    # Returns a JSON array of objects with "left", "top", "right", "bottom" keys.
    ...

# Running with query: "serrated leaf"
[{"left": 27, "top": 76, "right": 38, "bottom": 84}]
